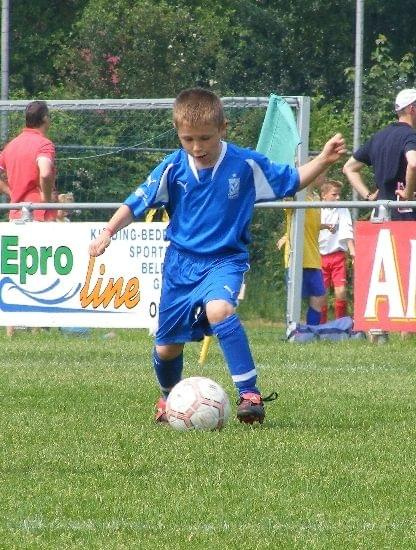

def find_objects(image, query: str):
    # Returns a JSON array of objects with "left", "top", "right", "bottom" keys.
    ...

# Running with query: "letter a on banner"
[
  {"left": 353, "top": 221, "right": 416, "bottom": 332},
  {"left": 364, "top": 229, "right": 405, "bottom": 319}
]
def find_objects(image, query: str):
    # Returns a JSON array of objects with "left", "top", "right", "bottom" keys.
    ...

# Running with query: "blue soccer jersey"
[{"left": 124, "top": 141, "right": 299, "bottom": 257}]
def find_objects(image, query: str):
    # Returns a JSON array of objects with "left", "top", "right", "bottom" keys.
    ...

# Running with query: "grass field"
[{"left": 1, "top": 327, "right": 415, "bottom": 549}]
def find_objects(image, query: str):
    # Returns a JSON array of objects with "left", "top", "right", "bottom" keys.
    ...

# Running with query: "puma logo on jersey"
[
  {"left": 145, "top": 176, "right": 158, "bottom": 187},
  {"left": 135, "top": 175, "right": 157, "bottom": 198},
  {"left": 177, "top": 180, "right": 188, "bottom": 192}
]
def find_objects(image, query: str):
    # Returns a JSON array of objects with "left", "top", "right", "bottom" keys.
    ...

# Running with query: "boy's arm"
[
  {"left": 277, "top": 208, "right": 292, "bottom": 252},
  {"left": 89, "top": 205, "right": 133, "bottom": 257},
  {"left": 276, "top": 234, "right": 288, "bottom": 251},
  {"left": 347, "top": 238, "right": 355, "bottom": 258},
  {"left": 297, "top": 133, "right": 346, "bottom": 190},
  {"left": 88, "top": 153, "right": 177, "bottom": 257}
]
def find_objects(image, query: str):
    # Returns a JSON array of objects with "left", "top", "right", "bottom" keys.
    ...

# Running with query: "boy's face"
[
  {"left": 176, "top": 121, "right": 226, "bottom": 169},
  {"left": 321, "top": 186, "right": 341, "bottom": 201}
]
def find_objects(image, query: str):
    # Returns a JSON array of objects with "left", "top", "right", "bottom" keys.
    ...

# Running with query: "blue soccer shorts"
[
  {"left": 155, "top": 246, "right": 249, "bottom": 345},
  {"left": 285, "top": 267, "right": 326, "bottom": 298},
  {"left": 301, "top": 268, "right": 326, "bottom": 298}
]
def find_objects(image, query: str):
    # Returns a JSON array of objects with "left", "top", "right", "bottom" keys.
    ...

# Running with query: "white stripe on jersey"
[
  {"left": 212, "top": 141, "right": 227, "bottom": 179},
  {"left": 187, "top": 142, "right": 227, "bottom": 181},
  {"left": 154, "top": 163, "right": 174, "bottom": 203},
  {"left": 245, "top": 158, "right": 275, "bottom": 201},
  {"left": 188, "top": 154, "right": 199, "bottom": 181}
]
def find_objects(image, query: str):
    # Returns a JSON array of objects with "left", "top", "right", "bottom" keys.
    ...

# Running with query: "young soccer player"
[
  {"left": 89, "top": 88, "right": 346, "bottom": 424},
  {"left": 319, "top": 179, "right": 355, "bottom": 322},
  {"left": 277, "top": 179, "right": 330, "bottom": 326}
]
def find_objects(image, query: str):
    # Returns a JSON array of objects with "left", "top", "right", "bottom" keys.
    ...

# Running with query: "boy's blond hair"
[
  {"left": 320, "top": 179, "right": 343, "bottom": 197},
  {"left": 58, "top": 192, "right": 74, "bottom": 203},
  {"left": 173, "top": 88, "right": 225, "bottom": 128}
]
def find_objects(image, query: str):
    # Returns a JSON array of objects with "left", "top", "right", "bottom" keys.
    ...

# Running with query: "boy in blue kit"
[{"left": 89, "top": 88, "right": 346, "bottom": 424}]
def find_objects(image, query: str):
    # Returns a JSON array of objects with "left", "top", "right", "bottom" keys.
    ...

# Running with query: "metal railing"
[{"left": 2, "top": 199, "right": 415, "bottom": 213}]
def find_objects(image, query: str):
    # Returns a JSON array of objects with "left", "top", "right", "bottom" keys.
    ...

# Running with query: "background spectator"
[
  {"left": 343, "top": 88, "right": 416, "bottom": 221},
  {"left": 0, "top": 101, "right": 57, "bottom": 336},
  {"left": 277, "top": 179, "right": 330, "bottom": 326},
  {"left": 319, "top": 179, "right": 355, "bottom": 323}
]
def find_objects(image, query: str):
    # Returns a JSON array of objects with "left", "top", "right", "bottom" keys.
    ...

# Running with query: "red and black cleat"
[
  {"left": 236, "top": 391, "right": 278, "bottom": 424},
  {"left": 155, "top": 397, "right": 168, "bottom": 424}
]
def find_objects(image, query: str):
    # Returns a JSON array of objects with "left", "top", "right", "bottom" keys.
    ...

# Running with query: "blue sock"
[
  {"left": 307, "top": 306, "right": 321, "bottom": 325},
  {"left": 211, "top": 314, "right": 259, "bottom": 396},
  {"left": 152, "top": 348, "right": 183, "bottom": 398}
]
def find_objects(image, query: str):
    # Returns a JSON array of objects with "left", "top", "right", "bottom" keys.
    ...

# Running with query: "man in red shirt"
[
  {"left": 0, "top": 101, "right": 57, "bottom": 336},
  {"left": 0, "top": 100, "right": 56, "bottom": 221}
]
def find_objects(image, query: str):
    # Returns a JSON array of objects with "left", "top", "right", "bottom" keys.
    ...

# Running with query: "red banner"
[{"left": 354, "top": 221, "right": 416, "bottom": 331}]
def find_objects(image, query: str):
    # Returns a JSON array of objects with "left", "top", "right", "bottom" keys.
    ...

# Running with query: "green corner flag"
[{"left": 256, "top": 94, "right": 300, "bottom": 166}]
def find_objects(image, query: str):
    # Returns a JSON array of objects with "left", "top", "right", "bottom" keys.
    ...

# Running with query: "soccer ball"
[{"left": 166, "top": 376, "right": 231, "bottom": 431}]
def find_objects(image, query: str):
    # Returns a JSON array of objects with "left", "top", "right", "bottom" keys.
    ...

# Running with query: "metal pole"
[
  {"left": 1, "top": 0, "right": 10, "bottom": 144},
  {"left": 352, "top": 0, "right": 364, "bottom": 220},
  {"left": 286, "top": 96, "right": 310, "bottom": 333}
]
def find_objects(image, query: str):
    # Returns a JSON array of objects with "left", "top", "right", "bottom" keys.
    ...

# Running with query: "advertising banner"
[
  {"left": 354, "top": 221, "right": 416, "bottom": 332},
  {"left": 0, "top": 222, "right": 168, "bottom": 328}
]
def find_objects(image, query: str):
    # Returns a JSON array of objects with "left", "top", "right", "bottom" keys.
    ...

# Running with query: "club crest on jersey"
[{"left": 228, "top": 174, "right": 240, "bottom": 199}]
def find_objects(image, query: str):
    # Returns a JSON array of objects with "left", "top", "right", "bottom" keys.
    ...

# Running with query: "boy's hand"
[
  {"left": 320, "top": 133, "right": 347, "bottom": 165},
  {"left": 89, "top": 231, "right": 111, "bottom": 257},
  {"left": 321, "top": 223, "right": 337, "bottom": 233},
  {"left": 276, "top": 236, "right": 287, "bottom": 250}
]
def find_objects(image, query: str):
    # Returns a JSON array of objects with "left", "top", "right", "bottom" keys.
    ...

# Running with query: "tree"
[
  {"left": 54, "top": 0, "right": 355, "bottom": 99},
  {"left": 344, "top": 34, "right": 416, "bottom": 140},
  {"left": 10, "top": 0, "right": 87, "bottom": 96},
  {"left": 54, "top": 0, "right": 239, "bottom": 98},
  {"left": 9, "top": 0, "right": 416, "bottom": 102}
]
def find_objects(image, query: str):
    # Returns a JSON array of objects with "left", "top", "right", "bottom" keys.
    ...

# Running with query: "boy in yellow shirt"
[{"left": 277, "top": 185, "right": 334, "bottom": 325}]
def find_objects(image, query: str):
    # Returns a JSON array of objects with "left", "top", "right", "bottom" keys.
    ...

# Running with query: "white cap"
[{"left": 395, "top": 89, "right": 416, "bottom": 111}]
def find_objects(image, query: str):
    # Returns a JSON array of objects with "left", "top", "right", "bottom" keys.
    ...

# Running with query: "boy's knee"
[
  {"left": 310, "top": 295, "right": 326, "bottom": 310},
  {"left": 334, "top": 286, "right": 347, "bottom": 300},
  {"left": 206, "top": 299, "right": 235, "bottom": 324},
  {"left": 155, "top": 343, "right": 184, "bottom": 361}
]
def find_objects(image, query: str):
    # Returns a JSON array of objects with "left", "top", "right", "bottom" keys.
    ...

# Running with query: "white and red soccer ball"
[{"left": 166, "top": 376, "right": 231, "bottom": 431}]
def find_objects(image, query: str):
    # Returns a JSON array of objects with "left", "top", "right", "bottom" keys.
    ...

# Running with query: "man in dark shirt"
[{"left": 343, "top": 88, "right": 416, "bottom": 220}]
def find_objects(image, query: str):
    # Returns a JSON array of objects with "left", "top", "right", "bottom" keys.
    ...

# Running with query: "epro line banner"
[
  {"left": 0, "top": 222, "right": 168, "bottom": 328},
  {"left": 354, "top": 221, "right": 416, "bottom": 332}
]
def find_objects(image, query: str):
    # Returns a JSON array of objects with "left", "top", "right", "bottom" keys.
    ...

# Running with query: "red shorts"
[{"left": 321, "top": 250, "right": 347, "bottom": 289}]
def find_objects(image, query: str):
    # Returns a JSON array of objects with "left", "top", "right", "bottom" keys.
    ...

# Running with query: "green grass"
[{"left": 1, "top": 328, "right": 416, "bottom": 549}]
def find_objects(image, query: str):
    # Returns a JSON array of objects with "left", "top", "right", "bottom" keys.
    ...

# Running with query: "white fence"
[{"left": 0, "top": 200, "right": 413, "bottom": 331}]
